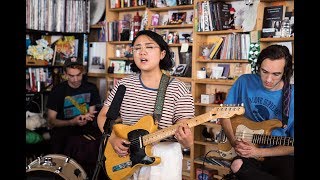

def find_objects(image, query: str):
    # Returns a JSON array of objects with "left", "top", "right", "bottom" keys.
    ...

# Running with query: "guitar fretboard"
[
  {"left": 142, "top": 112, "right": 214, "bottom": 146},
  {"left": 252, "top": 134, "right": 294, "bottom": 146}
]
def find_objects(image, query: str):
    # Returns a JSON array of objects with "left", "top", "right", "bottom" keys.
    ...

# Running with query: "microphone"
[{"left": 103, "top": 84, "right": 126, "bottom": 133}]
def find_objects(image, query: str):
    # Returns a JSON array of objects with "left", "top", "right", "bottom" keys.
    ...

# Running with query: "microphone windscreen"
[{"left": 106, "top": 84, "right": 126, "bottom": 121}]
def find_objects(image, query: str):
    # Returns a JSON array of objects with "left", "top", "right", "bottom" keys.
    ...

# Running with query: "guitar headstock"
[{"left": 211, "top": 104, "right": 245, "bottom": 119}]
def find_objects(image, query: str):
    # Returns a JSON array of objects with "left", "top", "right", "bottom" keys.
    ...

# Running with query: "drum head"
[{"left": 26, "top": 168, "right": 66, "bottom": 180}]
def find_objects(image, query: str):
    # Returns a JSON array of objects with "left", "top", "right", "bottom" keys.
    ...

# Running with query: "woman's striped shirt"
[{"left": 104, "top": 74, "right": 195, "bottom": 129}]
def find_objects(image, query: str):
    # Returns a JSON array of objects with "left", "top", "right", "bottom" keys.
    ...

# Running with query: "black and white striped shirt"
[{"left": 104, "top": 74, "right": 195, "bottom": 129}]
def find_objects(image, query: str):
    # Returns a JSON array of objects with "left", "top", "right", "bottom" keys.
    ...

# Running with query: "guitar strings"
[
  {"left": 234, "top": 132, "right": 292, "bottom": 139},
  {"left": 233, "top": 132, "right": 293, "bottom": 144}
]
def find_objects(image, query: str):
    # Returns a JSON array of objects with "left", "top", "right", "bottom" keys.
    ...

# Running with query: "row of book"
[
  {"left": 26, "top": 0, "right": 90, "bottom": 33},
  {"left": 204, "top": 33, "right": 250, "bottom": 60},
  {"left": 219, "top": 33, "right": 250, "bottom": 60},
  {"left": 26, "top": 67, "right": 58, "bottom": 93},
  {"left": 110, "top": 0, "right": 146, "bottom": 8},
  {"left": 110, "top": 0, "right": 193, "bottom": 9},
  {"left": 106, "top": 20, "right": 131, "bottom": 42},
  {"left": 196, "top": 1, "right": 232, "bottom": 32}
]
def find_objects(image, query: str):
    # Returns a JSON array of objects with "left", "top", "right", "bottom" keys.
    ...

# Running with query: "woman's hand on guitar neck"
[
  {"left": 109, "top": 132, "right": 130, "bottom": 157},
  {"left": 175, "top": 121, "right": 193, "bottom": 148}
]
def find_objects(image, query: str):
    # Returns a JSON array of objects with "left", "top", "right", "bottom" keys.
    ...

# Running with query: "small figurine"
[
  {"left": 173, "top": 32, "right": 179, "bottom": 44},
  {"left": 229, "top": 7, "right": 236, "bottom": 29},
  {"left": 167, "top": 33, "right": 173, "bottom": 44}
]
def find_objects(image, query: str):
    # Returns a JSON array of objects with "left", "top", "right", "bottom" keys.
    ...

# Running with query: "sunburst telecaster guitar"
[
  {"left": 218, "top": 115, "right": 294, "bottom": 160},
  {"left": 104, "top": 105, "right": 245, "bottom": 180}
]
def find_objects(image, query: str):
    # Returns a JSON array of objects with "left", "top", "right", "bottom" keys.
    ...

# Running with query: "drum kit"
[{"left": 26, "top": 154, "right": 88, "bottom": 180}]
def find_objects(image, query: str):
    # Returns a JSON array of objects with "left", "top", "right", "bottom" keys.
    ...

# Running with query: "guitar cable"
[{"left": 200, "top": 150, "right": 216, "bottom": 180}]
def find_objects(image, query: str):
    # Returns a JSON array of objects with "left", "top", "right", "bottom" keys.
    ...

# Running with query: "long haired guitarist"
[
  {"left": 220, "top": 45, "right": 294, "bottom": 180},
  {"left": 97, "top": 30, "right": 195, "bottom": 180}
]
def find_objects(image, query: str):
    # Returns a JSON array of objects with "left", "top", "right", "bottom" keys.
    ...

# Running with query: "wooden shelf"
[
  {"left": 194, "top": 103, "right": 220, "bottom": 107},
  {"left": 108, "top": 74, "right": 130, "bottom": 79},
  {"left": 149, "top": 5, "right": 194, "bottom": 12},
  {"left": 109, "top": 41, "right": 132, "bottom": 44},
  {"left": 109, "top": 5, "right": 146, "bottom": 12},
  {"left": 87, "top": 73, "right": 106, "bottom": 78},
  {"left": 149, "top": 24, "right": 193, "bottom": 29},
  {"left": 196, "top": 29, "right": 243, "bottom": 35},
  {"left": 260, "top": 37, "right": 294, "bottom": 42},
  {"left": 196, "top": 59, "right": 248, "bottom": 63},
  {"left": 169, "top": 43, "right": 193, "bottom": 47},
  {"left": 172, "top": 76, "right": 192, "bottom": 83},
  {"left": 108, "top": 57, "right": 134, "bottom": 61},
  {"left": 194, "top": 79, "right": 235, "bottom": 85},
  {"left": 182, "top": 170, "right": 191, "bottom": 177}
]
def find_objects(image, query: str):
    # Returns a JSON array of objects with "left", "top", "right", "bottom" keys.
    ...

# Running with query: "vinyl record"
[{"left": 90, "top": 0, "right": 106, "bottom": 25}]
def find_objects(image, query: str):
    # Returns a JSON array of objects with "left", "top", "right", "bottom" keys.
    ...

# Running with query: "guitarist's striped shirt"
[{"left": 104, "top": 74, "right": 195, "bottom": 130}]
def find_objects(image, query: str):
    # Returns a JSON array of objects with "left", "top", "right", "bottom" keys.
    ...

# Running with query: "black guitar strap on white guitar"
[{"left": 153, "top": 73, "right": 170, "bottom": 126}]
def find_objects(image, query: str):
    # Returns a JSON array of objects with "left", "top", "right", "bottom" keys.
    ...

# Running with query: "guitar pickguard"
[
  {"left": 127, "top": 129, "right": 155, "bottom": 166},
  {"left": 235, "top": 124, "right": 264, "bottom": 140}
]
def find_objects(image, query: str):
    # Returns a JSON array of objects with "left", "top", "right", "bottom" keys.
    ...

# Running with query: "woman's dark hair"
[
  {"left": 130, "top": 30, "right": 174, "bottom": 72},
  {"left": 255, "top": 44, "right": 293, "bottom": 84}
]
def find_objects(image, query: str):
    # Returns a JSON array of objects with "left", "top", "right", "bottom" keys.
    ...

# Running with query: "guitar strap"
[{"left": 153, "top": 73, "right": 170, "bottom": 125}]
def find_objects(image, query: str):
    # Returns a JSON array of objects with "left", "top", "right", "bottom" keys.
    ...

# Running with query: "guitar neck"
[
  {"left": 252, "top": 134, "right": 294, "bottom": 146},
  {"left": 142, "top": 112, "right": 214, "bottom": 146}
]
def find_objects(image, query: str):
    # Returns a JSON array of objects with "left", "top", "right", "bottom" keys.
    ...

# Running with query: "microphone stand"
[{"left": 91, "top": 118, "right": 114, "bottom": 180}]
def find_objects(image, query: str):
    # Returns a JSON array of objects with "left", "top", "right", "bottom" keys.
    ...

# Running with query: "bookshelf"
[
  {"left": 100, "top": 0, "right": 294, "bottom": 179},
  {"left": 25, "top": 0, "right": 91, "bottom": 167},
  {"left": 191, "top": 0, "right": 254, "bottom": 178}
]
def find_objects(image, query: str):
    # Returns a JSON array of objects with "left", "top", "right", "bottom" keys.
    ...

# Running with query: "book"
[
  {"left": 53, "top": 36, "right": 79, "bottom": 66},
  {"left": 215, "top": 2, "right": 232, "bottom": 30},
  {"left": 262, "top": 5, "right": 286, "bottom": 38},
  {"left": 218, "top": 64, "right": 230, "bottom": 78},
  {"left": 208, "top": 36, "right": 224, "bottom": 59}
]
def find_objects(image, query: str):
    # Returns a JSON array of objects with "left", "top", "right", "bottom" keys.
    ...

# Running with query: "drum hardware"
[
  {"left": 26, "top": 154, "right": 88, "bottom": 180},
  {"left": 40, "top": 157, "right": 56, "bottom": 166},
  {"left": 55, "top": 166, "right": 63, "bottom": 173}
]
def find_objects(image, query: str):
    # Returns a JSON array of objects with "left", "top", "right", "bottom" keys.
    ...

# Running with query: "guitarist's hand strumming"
[
  {"left": 109, "top": 132, "right": 131, "bottom": 157},
  {"left": 234, "top": 139, "right": 260, "bottom": 158}
]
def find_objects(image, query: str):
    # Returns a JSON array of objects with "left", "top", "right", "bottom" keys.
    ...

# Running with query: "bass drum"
[{"left": 26, "top": 154, "right": 88, "bottom": 180}]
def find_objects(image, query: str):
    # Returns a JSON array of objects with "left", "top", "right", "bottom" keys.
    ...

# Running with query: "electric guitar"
[
  {"left": 218, "top": 115, "right": 294, "bottom": 160},
  {"left": 104, "top": 105, "right": 245, "bottom": 180}
]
